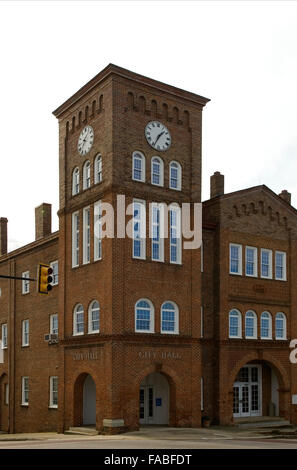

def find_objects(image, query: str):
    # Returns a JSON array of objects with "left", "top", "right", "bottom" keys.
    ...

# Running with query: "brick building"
[{"left": 0, "top": 64, "right": 297, "bottom": 433}]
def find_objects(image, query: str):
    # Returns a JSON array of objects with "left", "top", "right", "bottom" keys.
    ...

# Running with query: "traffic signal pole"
[{"left": 0, "top": 274, "right": 36, "bottom": 281}]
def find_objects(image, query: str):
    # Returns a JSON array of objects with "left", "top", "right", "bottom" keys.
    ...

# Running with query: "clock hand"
[{"left": 154, "top": 131, "right": 165, "bottom": 146}]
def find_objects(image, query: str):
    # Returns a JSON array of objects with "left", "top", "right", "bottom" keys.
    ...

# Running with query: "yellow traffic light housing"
[{"left": 37, "top": 264, "right": 53, "bottom": 294}]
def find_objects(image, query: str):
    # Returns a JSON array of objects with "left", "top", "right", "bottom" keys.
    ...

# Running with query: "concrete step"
[
  {"left": 64, "top": 427, "right": 98, "bottom": 436},
  {"left": 236, "top": 419, "right": 291, "bottom": 429}
]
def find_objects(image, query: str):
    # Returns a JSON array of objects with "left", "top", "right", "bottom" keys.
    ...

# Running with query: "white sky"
[{"left": 1, "top": 0, "right": 297, "bottom": 251}]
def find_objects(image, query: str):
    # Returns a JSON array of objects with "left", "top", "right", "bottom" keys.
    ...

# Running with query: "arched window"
[
  {"left": 161, "top": 301, "right": 179, "bottom": 334},
  {"left": 83, "top": 161, "right": 91, "bottom": 189},
  {"left": 132, "top": 152, "right": 145, "bottom": 182},
  {"left": 169, "top": 161, "right": 182, "bottom": 190},
  {"left": 260, "top": 311, "right": 272, "bottom": 339},
  {"left": 72, "top": 167, "right": 80, "bottom": 195},
  {"left": 88, "top": 300, "right": 100, "bottom": 334},
  {"left": 229, "top": 309, "right": 242, "bottom": 338},
  {"left": 151, "top": 157, "right": 164, "bottom": 186},
  {"left": 275, "top": 312, "right": 286, "bottom": 340},
  {"left": 94, "top": 154, "right": 102, "bottom": 184},
  {"left": 135, "top": 299, "right": 154, "bottom": 333},
  {"left": 245, "top": 310, "right": 257, "bottom": 339},
  {"left": 73, "top": 304, "right": 84, "bottom": 335}
]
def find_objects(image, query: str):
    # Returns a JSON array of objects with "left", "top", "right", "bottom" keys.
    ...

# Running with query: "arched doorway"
[
  {"left": 139, "top": 372, "right": 169, "bottom": 425},
  {"left": 83, "top": 374, "right": 96, "bottom": 425}
]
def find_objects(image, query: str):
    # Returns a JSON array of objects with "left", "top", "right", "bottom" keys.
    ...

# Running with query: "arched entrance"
[
  {"left": 73, "top": 373, "right": 96, "bottom": 427},
  {"left": 139, "top": 372, "right": 169, "bottom": 425}
]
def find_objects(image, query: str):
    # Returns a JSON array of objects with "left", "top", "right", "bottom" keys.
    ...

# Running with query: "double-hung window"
[
  {"left": 135, "top": 299, "right": 154, "bottom": 333},
  {"left": 22, "top": 320, "right": 29, "bottom": 346},
  {"left": 50, "top": 261, "right": 58, "bottom": 286},
  {"left": 83, "top": 161, "right": 91, "bottom": 189},
  {"left": 72, "top": 167, "right": 80, "bottom": 195},
  {"left": 229, "top": 244, "right": 242, "bottom": 275},
  {"left": 275, "top": 312, "right": 286, "bottom": 340},
  {"left": 169, "top": 161, "right": 182, "bottom": 190},
  {"left": 151, "top": 203, "right": 164, "bottom": 262},
  {"left": 94, "top": 201, "right": 102, "bottom": 261},
  {"left": 1, "top": 324, "right": 7, "bottom": 349},
  {"left": 88, "top": 301, "right": 100, "bottom": 333},
  {"left": 133, "top": 200, "right": 146, "bottom": 259},
  {"left": 83, "top": 207, "right": 91, "bottom": 264},
  {"left": 261, "top": 249, "right": 272, "bottom": 278},
  {"left": 169, "top": 205, "right": 181, "bottom": 264},
  {"left": 72, "top": 212, "right": 80, "bottom": 267},
  {"left": 245, "top": 246, "right": 257, "bottom": 277},
  {"left": 161, "top": 302, "right": 179, "bottom": 334},
  {"left": 50, "top": 314, "right": 58, "bottom": 335},
  {"left": 275, "top": 251, "right": 286, "bottom": 281},
  {"left": 229, "top": 309, "right": 242, "bottom": 338},
  {"left": 22, "top": 377, "right": 29, "bottom": 406},
  {"left": 94, "top": 154, "right": 102, "bottom": 184},
  {"left": 151, "top": 157, "right": 163, "bottom": 186},
  {"left": 73, "top": 304, "right": 84, "bottom": 336},
  {"left": 260, "top": 312, "right": 272, "bottom": 339},
  {"left": 49, "top": 377, "right": 58, "bottom": 408},
  {"left": 132, "top": 152, "right": 145, "bottom": 182},
  {"left": 22, "top": 271, "right": 30, "bottom": 294}
]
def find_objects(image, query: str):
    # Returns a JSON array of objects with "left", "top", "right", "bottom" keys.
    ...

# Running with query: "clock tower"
[{"left": 53, "top": 64, "right": 209, "bottom": 432}]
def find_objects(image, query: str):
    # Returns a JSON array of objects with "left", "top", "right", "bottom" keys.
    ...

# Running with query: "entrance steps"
[
  {"left": 64, "top": 426, "right": 98, "bottom": 436},
  {"left": 234, "top": 417, "right": 291, "bottom": 429}
]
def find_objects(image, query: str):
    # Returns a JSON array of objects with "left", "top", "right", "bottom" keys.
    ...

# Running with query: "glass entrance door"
[{"left": 233, "top": 365, "right": 262, "bottom": 418}]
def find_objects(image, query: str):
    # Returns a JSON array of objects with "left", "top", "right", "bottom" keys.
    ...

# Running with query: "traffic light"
[{"left": 37, "top": 264, "right": 53, "bottom": 294}]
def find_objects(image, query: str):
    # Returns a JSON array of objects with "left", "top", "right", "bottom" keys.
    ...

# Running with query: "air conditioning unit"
[
  {"left": 44, "top": 333, "right": 58, "bottom": 343},
  {"left": 44, "top": 334, "right": 50, "bottom": 342}
]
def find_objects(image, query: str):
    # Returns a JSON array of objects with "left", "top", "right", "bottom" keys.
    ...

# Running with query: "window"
[
  {"left": 1, "top": 324, "right": 7, "bottom": 349},
  {"left": 275, "top": 251, "right": 286, "bottom": 281},
  {"left": 135, "top": 299, "right": 154, "bottom": 333},
  {"left": 133, "top": 200, "right": 146, "bottom": 259},
  {"left": 22, "top": 320, "right": 29, "bottom": 346},
  {"left": 169, "top": 205, "right": 182, "bottom": 264},
  {"left": 151, "top": 203, "right": 164, "bottom": 262},
  {"left": 229, "top": 244, "right": 242, "bottom": 275},
  {"left": 275, "top": 312, "right": 286, "bottom": 340},
  {"left": 229, "top": 309, "right": 242, "bottom": 338},
  {"left": 72, "top": 211, "right": 80, "bottom": 267},
  {"left": 50, "top": 314, "right": 58, "bottom": 335},
  {"left": 50, "top": 261, "right": 58, "bottom": 286},
  {"left": 169, "top": 161, "right": 182, "bottom": 190},
  {"left": 88, "top": 300, "right": 100, "bottom": 333},
  {"left": 260, "top": 311, "right": 272, "bottom": 339},
  {"left": 161, "top": 302, "right": 179, "bottom": 334},
  {"left": 245, "top": 310, "right": 257, "bottom": 339},
  {"left": 73, "top": 304, "right": 84, "bottom": 335},
  {"left": 49, "top": 376, "right": 58, "bottom": 408},
  {"left": 261, "top": 249, "right": 272, "bottom": 279},
  {"left": 22, "top": 271, "right": 30, "bottom": 294},
  {"left": 94, "top": 154, "right": 102, "bottom": 184},
  {"left": 83, "top": 161, "right": 91, "bottom": 189},
  {"left": 132, "top": 151, "right": 145, "bottom": 182},
  {"left": 94, "top": 201, "right": 102, "bottom": 261},
  {"left": 72, "top": 167, "right": 80, "bottom": 195},
  {"left": 22, "top": 377, "right": 29, "bottom": 406},
  {"left": 83, "top": 207, "right": 91, "bottom": 264},
  {"left": 151, "top": 157, "right": 164, "bottom": 186},
  {"left": 245, "top": 247, "right": 257, "bottom": 277}
]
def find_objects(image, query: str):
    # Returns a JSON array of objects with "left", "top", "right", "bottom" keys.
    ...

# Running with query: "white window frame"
[
  {"left": 229, "top": 244, "right": 242, "bottom": 275},
  {"left": 260, "top": 311, "right": 272, "bottom": 339},
  {"left": 72, "top": 167, "right": 80, "bottom": 195},
  {"left": 49, "top": 376, "right": 58, "bottom": 409},
  {"left": 169, "top": 161, "right": 182, "bottom": 191},
  {"left": 22, "top": 271, "right": 30, "bottom": 294},
  {"left": 94, "top": 154, "right": 102, "bottom": 184},
  {"left": 245, "top": 310, "right": 257, "bottom": 339},
  {"left": 245, "top": 246, "right": 257, "bottom": 277},
  {"left": 83, "top": 160, "right": 91, "bottom": 190},
  {"left": 132, "top": 151, "right": 145, "bottom": 182},
  {"left": 275, "top": 312, "right": 287, "bottom": 340},
  {"left": 22, "top": 377, "right": 29, "bottom": 406},
  {"left": 161, "top": 301, "right": 179, "bottom": 335},
  {"left": 1, "top": 324, "right": 7, "bottom": 349},
  {"left": 135, "top": 299, "right": 154, "bottom": 333},
  {"left": 229, "top": 309, "right": 242, "bottom": 338},
  {"left": 50, "top": 260, "right": 58, "bottom": 286},
  {"left": 50, "top": 314, "right": 58, "bottom": 335},
  {"left": 275, "top": 251, "right": 287, "bottom": 281},
  {"left": 83, "top": 206, "right": 91, "bottom": 264},
  {"left": 260, "top": 248, "right": 272, "bottom": 279},
  {"left": 94, "top": 201, "right": 102, "bottom": 261},
  {"left": 169, "top": 204, "right": 182, "bottom": 264},
  {"left": 73, "top": 304, "right": 84, "bottom": 336},
  {"left": 22, "top": 319, "right": 29, "bottom": 347},
  {"left": 132, "top": 199, "right": 146, "bottom": 260},
  {"left": 88, "top": 300, "right": 100, "bottom": 334},
  {"left": 72, "top": 211, "right": 80, "bottom": 268},
  {"left": 151, "top": 156, "right": 164, "bottom": 186},
  {"left": 151, "top": 203, "right": 164, "bottom": 262}
]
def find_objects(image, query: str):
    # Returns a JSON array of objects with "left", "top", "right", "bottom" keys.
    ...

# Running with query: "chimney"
[
  {"left": 0, "top": 218, "right": 8, "bottom": 255},
  {"left": 210, "top": 171, "right": 224, "bottom": 198},
  {"left": 35, "top": 203, "right": 52, "bottom": 240},
  {"left": 278, "top": 190, "right": 291, "bottom": 205}
]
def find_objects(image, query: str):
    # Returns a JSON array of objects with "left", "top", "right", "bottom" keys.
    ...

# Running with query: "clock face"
[
  {"left": 145, "top": 121, "right": 171, "bottom": 151},
  {"left": 77, "top": 125, "right": 94, "bottom": 156}
]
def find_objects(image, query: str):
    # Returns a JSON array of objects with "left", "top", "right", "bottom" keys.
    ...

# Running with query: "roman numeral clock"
[{"left": 145, "top": 121, "right": 171, "bottom": 151}]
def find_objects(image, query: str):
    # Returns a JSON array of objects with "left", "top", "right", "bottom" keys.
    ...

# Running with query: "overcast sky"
[{"left": 1, "top": 0, "right": 297, "bottom": 251}]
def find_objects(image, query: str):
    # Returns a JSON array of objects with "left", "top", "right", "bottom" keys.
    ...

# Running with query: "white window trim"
[
  {"left": 135, "top": 299, "right": 154, "bottom": 333},
  {"left": 245, "top": 246, "right": 258, "bottom": 277},
  {"left": 83, "top": 206, "right": 91, "bottom": 265},
  {"left": 1, "top": 324, "right": 7, "bottom": 349},
  {"left": 275, "top": 251, "right": 287, "bottom": 281},
  {"left": 94, "top": 201, "right": 102, "bottom": 262},
  {"left": 50, "top": 314, "right": 58, "bottom": 335},
  {"left": 169, "top": 161, "right": 182, "bottom": 191},
  {"left": 229, "top": 243, "right": 242, "bottom": 275},
  {"left": 151, "top": 203, "right": 164, "bottom": 263},
  {"left": 132, "top": 151, "right": 146, "bottom": 183},
  {"left": 260, "top": 248, "right": 272, "bottom": 279},
  {"left": 72, "top": 167, "right": 80, "bottom": 196},
  {"left": 22, "top": 271, "right": 30, "bottom": 295},
  {"left": 88, "top": 300, "right": 100, "bottom": 334},
  {"left": 229, "top": 309, "right": 242, "bottom": 338},
  {"left": 132, "top": 199, "right": 146, "bottom": 260},
  {"left": 94, "top": 154, "right": 102, "bottom": 184},
  {"left": 151, "top": 156, "right": 164, "bottom": 187},
  {"left": 275, "top": 312, "right": 287, "bottom": 340},
  {"left": 245, "top": 310, "right": 257, "bottom": 339},
  {"left": 83, "top": 160, "right": 91, "bottom": 190},
  {"left": 72, "top": 211, "right": 80, "bottom": 268},
  {"left": 169, "top": 205, "right": 182, "bottom": 265},
  {"left": 49, "top": 376, "right": 58, "bottom": 409},
  {"left": 260, "top": 312, "right": 272, "bottom": 340},
  {"left": 50, "top": 260, "right": 58, "bottom": 286},
  {"left": 161, "top": 301, "right": 179, "bottom": 335},
  {"left": 21, "top": 377, "right": 29, "bottom": 406},
  {"left": 22, "top": 319, "right": 29, "bottom": 347},
  {"left": 73, "top": 304, "right": 84, "bottom": 336}
]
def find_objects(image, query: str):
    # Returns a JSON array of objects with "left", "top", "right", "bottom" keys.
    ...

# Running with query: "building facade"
[{"left": 0, "top": 64, "right": 297, "bottom": 433}]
